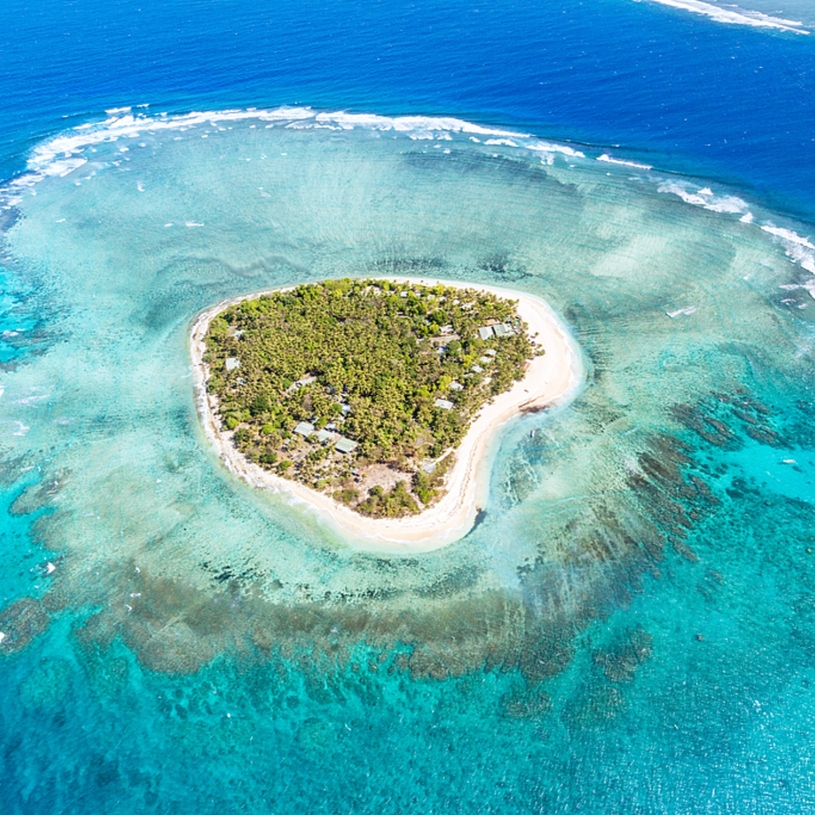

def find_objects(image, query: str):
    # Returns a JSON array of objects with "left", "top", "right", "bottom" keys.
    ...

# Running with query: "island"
[{"left": 191, "top": 278, "right": 582, "bottom": 551}]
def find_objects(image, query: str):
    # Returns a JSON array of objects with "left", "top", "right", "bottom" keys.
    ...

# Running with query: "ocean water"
[
  {"left": 646, "top": 0, "right": 815, "bottom": 33},
  {"left": 1, "top": 2, "right": 815, "bottom": 814}
]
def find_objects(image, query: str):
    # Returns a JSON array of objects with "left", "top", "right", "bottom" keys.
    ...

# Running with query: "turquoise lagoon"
[{"left": 1, "top": 109, "right": 815, "bottom": 812}]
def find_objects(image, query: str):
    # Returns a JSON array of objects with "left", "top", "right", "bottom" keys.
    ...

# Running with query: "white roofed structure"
[{"left": 335, "top": 437, "right": 358, "bottom": 454}]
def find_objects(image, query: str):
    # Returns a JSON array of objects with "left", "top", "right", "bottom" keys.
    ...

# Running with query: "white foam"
[
  {"left": 51, "top": 158, "right": 88, "bottom": 178},
  {"left": 1, "top": 107, "right": 590, "bottom": 206},
  {"left": 666, "top": 306, "right": 697, "bottom": 318},
  {"left": 761, "top": 225, "right": 815, "bottom": 276},
  {"left": 657, "top": 181, "right": 815, "bottom": 280},
  {"left": 525, "top": 140, "right": 586, "bottom": 159},
  {"left": 761, "top": 225, "right": 815, "bottom": 249},
  {"left": 313, "top": 110, "right": 527, "bottom": 139},
  {"left": 657, "top": 181, "right": 750, "bottom": 214},
  {"left": 597, "top": 154, "right": 652, "bottom": 170},
  {"left": 6, "top": 105, "right": 813, "bottom": 299},
  {"left": 645, "top": 0, "right": 809, "bottom": 33}
]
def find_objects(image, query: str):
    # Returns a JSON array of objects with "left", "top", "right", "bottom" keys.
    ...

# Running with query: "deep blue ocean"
[
  {"left": 1, "top": 0, "right": 815, "bottom": 813},
  {"left": 1, "top": 0, "right": 814, "bottom": 221}
]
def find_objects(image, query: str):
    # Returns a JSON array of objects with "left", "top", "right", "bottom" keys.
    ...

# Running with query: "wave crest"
[
  {"left": 645, "top": 0, "right": 809, "bottom": 34},
  {"left": 3, "top": 105, "right": 814, "bottom": 288}
]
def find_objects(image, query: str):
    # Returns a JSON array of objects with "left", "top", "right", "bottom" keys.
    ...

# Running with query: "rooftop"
[
  {"left": 335, "top": 437, "right": 358, "bottom": 454},
  {"left": 287, "top": 375, "right": 317, "bottom": 394}
]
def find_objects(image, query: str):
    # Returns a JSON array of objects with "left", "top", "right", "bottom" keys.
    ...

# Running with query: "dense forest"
[{"left": 203, "top": 278, "right": 538, "bottom": 517}]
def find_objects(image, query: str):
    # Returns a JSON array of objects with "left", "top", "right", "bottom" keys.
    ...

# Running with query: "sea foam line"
[
  {"left": 0, "top": 106, "right": 543, "bottom": 209},
  {"left": 597, "top": 154, "right": 652, "bottom": 170},
  {"left": 5, "top": 104, "right": 814, "bottom": 292},
  {"left": 657, "top": 180, "right": 751, "bottom": 215},
  {"left": 644, "top": 0, "right": 809, "bottom": 34},
  {"left": 24, "top": 107, "right": 529, "bottom": 177},
  {"left": 761, "top": 225, "right": 815, "bottom": 278},
  {"left": 656, "top": 180, "right": 815, "bottom": 286},
  {"left": 525, "top": 140, "right": 585, "bottom": 160}
]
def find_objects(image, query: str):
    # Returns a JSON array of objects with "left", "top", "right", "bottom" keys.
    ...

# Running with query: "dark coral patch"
[{"left": 0, "top": 597, "right": 49, "bottom": 655}]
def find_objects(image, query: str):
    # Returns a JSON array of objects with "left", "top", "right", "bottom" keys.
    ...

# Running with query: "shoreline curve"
[{"left": 190, "top": 277, "right": 584, "bottom": 553}]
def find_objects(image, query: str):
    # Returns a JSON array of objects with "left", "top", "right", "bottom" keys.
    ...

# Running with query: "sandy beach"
[{"left": 190, "top": 277, "right": 583, "bottom": 552}]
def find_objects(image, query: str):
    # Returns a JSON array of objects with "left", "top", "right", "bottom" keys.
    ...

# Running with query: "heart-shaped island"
[{"left": 191, "top": 277, "right": 582, "bottom": 550}]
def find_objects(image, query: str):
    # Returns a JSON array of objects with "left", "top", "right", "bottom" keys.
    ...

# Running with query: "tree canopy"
[{"left": 204, "top": 278, "right": 538, "bottom": 517}]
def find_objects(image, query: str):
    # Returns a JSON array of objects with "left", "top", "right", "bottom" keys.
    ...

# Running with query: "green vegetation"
[{"left": 204, "top": 278, "right": 538, "bottom": 517}]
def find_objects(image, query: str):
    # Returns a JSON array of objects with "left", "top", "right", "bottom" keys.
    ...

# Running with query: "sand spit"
[{"left": 190, "top": 278, "right": 583, "bottom": 553}]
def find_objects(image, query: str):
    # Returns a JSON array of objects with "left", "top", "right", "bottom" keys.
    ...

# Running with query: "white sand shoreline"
[{"left": 190, "top": 277, "right": 584, "bottom": 553}]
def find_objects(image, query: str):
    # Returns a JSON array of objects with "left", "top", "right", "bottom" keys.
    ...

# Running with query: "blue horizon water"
[{"left": 2, "top": 2, "right": 815, "bottom": 814}]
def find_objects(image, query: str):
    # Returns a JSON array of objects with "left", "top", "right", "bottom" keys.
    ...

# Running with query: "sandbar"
[{"left": 190, "top": 277, "right": 583, "bottom": 552}]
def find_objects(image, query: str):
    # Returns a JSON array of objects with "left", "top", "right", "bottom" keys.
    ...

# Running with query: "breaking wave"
[{"left": 644, "top": 0, "right": 809, "bottom": 34}]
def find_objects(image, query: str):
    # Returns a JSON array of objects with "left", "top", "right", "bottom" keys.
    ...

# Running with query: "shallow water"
[{"left": 0, "top": 109, "right": 814, "bottom": 811}]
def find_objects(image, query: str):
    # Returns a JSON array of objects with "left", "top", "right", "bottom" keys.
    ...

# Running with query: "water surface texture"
[
  {"left": 2, "top": 0, "right": 815, "bottom": 810},
  {"left": 1, "top": 107, "right": 814, "bottom": 812}
]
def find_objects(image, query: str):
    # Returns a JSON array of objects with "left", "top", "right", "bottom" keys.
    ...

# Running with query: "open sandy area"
[{"left": 190, "top": 277, "right": 583, "bottom": 553}]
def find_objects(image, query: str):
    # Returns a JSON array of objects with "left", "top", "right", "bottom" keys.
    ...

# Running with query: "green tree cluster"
[{"left": 204, "top": 278, "right": 536, "bottom": 516}]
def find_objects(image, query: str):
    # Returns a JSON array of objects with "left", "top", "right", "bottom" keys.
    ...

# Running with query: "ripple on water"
[{"left": 0, "top": 109, "right": 813, "bottom": 688}]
